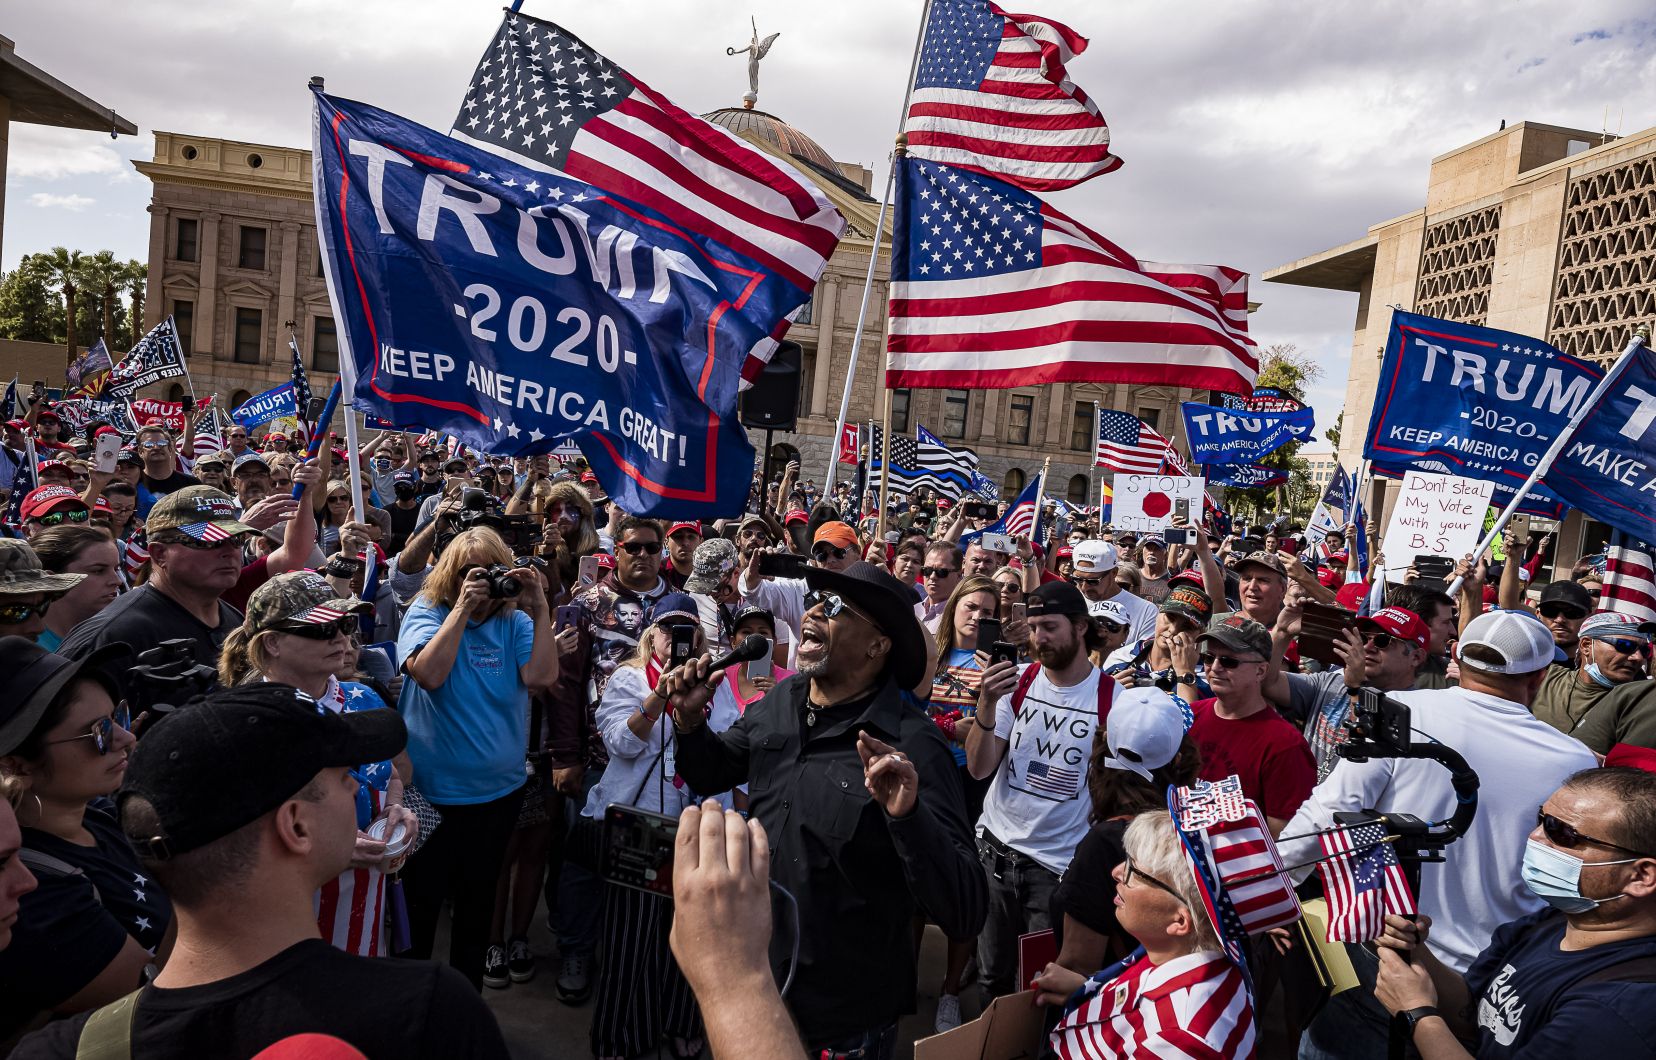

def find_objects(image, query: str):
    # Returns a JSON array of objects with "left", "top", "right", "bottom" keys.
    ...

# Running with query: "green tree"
[
  {"left": 36, "top": 246, "right": 86, "bottom": 367},
  {"left": 1222, "top": 344, "right": 1324, "bottom": 523},
  {"left": 0, "top": 255, "right": 65, "bottom": 343},
  {"left": 1325, "top": 412, "right": 1342, "bottom": 450},
  {"left": 118, "top": 259, "right": 147, "bottom": 349},
  {"left": 77, "top": 250, "right": 123, "bottom": 348}
]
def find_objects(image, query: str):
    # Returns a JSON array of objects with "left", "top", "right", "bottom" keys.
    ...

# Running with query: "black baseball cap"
[
  {"left": 1026, "top": 580, "right": 1089, "bottom": 619},
  {"left": 0, "top": 637, "right": 129, "bottom": 758},
  {"left": 1537, "top": 580, "right": 1592, "bottom": 617},
  {"left": 119, "top": 683, "right": 406, "bottom": 860}
]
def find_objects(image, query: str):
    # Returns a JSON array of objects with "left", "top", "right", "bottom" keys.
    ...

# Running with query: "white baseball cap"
[
  {"left": 1073, "top": 540, "right": 1117, "bottom": 575},
  {"left": 1102, "top": 687, "right": 1189, "bottom": 782},
  {"left": 1089, "top": 598, "right": 1131, "bottom": 626},
  {"left": 1455, "top": 609, "right": 1557, "bottom": 675}
]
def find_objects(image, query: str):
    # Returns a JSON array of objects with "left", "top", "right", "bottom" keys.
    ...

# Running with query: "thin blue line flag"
[{"left": 311, "top": 89, "right": 803, "bottom": 517}]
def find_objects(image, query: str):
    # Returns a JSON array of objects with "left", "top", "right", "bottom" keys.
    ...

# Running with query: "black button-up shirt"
[{"left": 675, "top": 671, "right": 987, "bottom": 1043}]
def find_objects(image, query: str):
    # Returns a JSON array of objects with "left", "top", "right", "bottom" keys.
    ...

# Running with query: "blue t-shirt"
[
  {"left": 1463, "top": 908, "right": 1656, "bottom": 1058},
  {"left": 396, "top": 599, "right": 534, "bottom": 805}
]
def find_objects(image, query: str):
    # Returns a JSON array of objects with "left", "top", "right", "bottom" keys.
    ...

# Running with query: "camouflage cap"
[
  {"left": 0, "top": 538, "right": 85, "bottom": 599},
  {"left": 1197, "top": 614, "right": 1273, "bottom": 659},
  {"left": 244, "top": 571, "right": 372, "bottom": 634},
  {"left": 684, "top": 536, "right": 739, "bottom": 595},
  {"left": 145, "top": 485, "right": 256, "bottom": 542}
]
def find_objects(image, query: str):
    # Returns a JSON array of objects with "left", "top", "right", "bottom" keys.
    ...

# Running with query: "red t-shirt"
[
  {"left": 222, "top": 556, "right": 270, "bottom": 612},
  {"left": 1188, "top": 697, "right": 1316, "bottom": 822}
]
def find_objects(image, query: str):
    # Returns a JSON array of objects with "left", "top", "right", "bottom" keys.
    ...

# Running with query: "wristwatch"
[
  {"left": 1174, "top": 671, "right": 1198, "bottom": 686},
  {"left": 1398, "top": 1005, "right": 1439, "bottom": 1039}
]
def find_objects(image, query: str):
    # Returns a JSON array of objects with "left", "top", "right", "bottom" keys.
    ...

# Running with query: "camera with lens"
[
  {"left": 1340, "top": 687, "right": 1414, "bottom": 761},
  {"left": 476, "top": 564, "right": 524, "bottom": 599},
  {"left": 450, "top": 487, "right": 542, "bottom": 554},
  {"left": 126, "top": 639, "right": 219, "bottom": 718}
]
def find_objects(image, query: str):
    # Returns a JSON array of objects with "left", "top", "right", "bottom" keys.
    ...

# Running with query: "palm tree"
[
  {"left": 78, "top": 250, "right": 122, "bottom": 351},
  {"left": 118, "top": 259, "right": 148, "bottom": 349},
  {"left": 37, "top": 247, "right": 84, "bottom": 367}
]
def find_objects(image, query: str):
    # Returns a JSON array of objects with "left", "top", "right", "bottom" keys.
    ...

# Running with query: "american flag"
[
  {"left": 906, "top": 0, "right": 1120, "bottom": 192},
  {"left": 1602, "top": 529, "right": 1656, "bottom": 623},
  {"left": 1316, "top": 820, "right": 1416, "bottom": 943},
  {"left": 121, "top": 533, "right": 149, "bottom": 580},
  {"left": 1024, "top": 758, "right": 1080, "bottom": 799},
  {"left": 452, "top": 13, "right": 843, "bottom": 317},
  {"left": 193, "top": 405, "right": 229, "bottom": 458},
  {"left": 886, "top": 157, "right": 1257, "bottom": 393},
  {"left": 1205, "top": 809, "right": 1301, "bottom": 935},
  {"left": 1051, "top": 950, "right": 1255, "bottom": 1060},
  {"left": 177, "top": 522, "right": 233, "bottom": 544},
  {"left": 1096, "top": 409, "right": 1177, "bottom": 474},
  {"left": 289, "top": 337, "right": 314, "bottom": 439}
]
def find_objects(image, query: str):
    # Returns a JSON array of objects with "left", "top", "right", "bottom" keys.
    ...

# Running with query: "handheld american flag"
[
  {"left": 452, "top": 10, "right": 844, "bottom": 371},
  {"left": 963, "top": 477, "right": 1042, "bottom": 547},
  {"left": 1095, "top": 409, "right": 1178, "bottom": 474},
  {"left": 905, "top": 0, "right": 1120, "bottom": 192},
  {"left": 289, "top": 337, "right": 314, "bottom": 440},
  {"left": 1602, "top": 529, "right": 1656, "bottom": 623},
  {"left": 886, "top": 157, "right": 1257, "bottom": 393},
  {"left": 1316, "top": 820, "right": 1417, "bottom": 943}
]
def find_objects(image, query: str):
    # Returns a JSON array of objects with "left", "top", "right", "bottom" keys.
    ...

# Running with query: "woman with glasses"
[
  {"left": 395, "top": 526, "right": 557, "bottom": 990},
  {"left": 1045, "top": 811, "right": 1256, "bottom": 1058},
  {"left": 991, "top": 566, "right": 1031, "bottom": 653},
  {"left": 0, "top": 538, "right": 88, "bottom": 643},
  {"left": 0, "top": 639, "right": 171, "bottom": 1039},
  {"left": 581, "top": 593, "right": 710, "bottom": 1060},
  {"left": 317, "top": 479, "right": 356, "bottom": 555},
  {"left": 218, "top": 571, "right": 418, "bottom": 958},
  {"left": 29, "top": 527, "right": 121, "bottom": 654},
  {"left": 924, "top": 574, "right": 1000, "bottom": 1031}
]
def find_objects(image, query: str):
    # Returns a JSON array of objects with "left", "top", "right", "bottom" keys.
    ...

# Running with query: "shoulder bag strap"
[{"left": 74, "top": 988, "right": 143, "bottom": 1060}]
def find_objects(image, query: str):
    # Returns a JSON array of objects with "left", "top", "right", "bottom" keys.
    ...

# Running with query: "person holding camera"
[
  {"left": 581, "top": 592, "right": 717, "bottom": 1059},
  {"left": 1282, "top": 609, "right": 1599, "bottom": 1060},
  {"left": 395, "top": 526, "right": 557, "bottom": 990},
  {"left": 1101, "top": 583, "right": 1213, "bottom": 698},
  {"left": 1373, "top": 767, "right": 1656, "bottom": 1058}
]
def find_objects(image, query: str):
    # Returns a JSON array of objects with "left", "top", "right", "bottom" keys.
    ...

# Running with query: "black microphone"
[{"left": 703, "top": 634, "right": 770, "bottom": 672}]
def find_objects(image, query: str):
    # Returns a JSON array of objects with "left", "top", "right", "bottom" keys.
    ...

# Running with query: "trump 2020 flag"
[
  {"left": 886, "top": 156, "right": 1257, "bottom": 394},
  {"left": 232, "top": 383, "right": 298, "bottom": 430},
  {"left": 1181, "top": 401, "right": 1314, "bottom": 464},
  {"left": 312, "top": 90, "right": 792, "bottom": 518},
  {"left": 1543, "top": 342, "right": 1656, "bottom": 543}
]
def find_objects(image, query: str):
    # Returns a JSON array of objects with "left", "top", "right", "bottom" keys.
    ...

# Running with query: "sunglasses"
[
  {"left": 1537, "top": 808, "right": 1655, "bottom": 858},
  {"left": 139, "top": 440, "right": 171, "bottom": 450},
  {"left": 1094, "top": 619, "right": 1126, "bottom": 634},
  {"left": 920, "top": 566, "right": 958, "bottom": 578},
  {"left": 157, "top": 533, "right": 242, "bottom": 550},
  {"left": 0, "top": 599, "right": 52, "bottom": 623},
  {"left": 812, "top": 544, "right": 849, "bottom": 562},
  {"left": 1199, "top": 651, "right": 1263, "bottom": 670},
  {"left": 619, "top": 540, "right": 662, "bottom": 556},
  {"left": 1598, "top": 638, "right": 1653, "bottom": 657},
  {"left": 45, "top": 703, "right": 132, "bottom": 755},
  {"left": 34, "top": 507, "right": 90, "bottom": 527},
  {"left": 804, "top": 589, "right": 874, "bottom": 626},
  {"left": 1120, "top": 853, "right": 1183, "bottom": 901},
  {"left": 1539, "top": 603, "right": 1588, "bottom": 621},
  {"left": 1359, "top": 632, "right": 1395, "bottom": 651},
  {"left": 1068, "top": 576, "right": 1104, "bottom": 587},
  {"left": 275, "top": 617, "right": 358, "bottom": 640}
]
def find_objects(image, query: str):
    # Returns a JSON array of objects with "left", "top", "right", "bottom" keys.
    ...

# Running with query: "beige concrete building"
[
  {"left": 1268, "top": 120, "right": 1656, "bottom": 568},
  {"left": 137, "top": 104, "right": 1224, "bottom": 504}
]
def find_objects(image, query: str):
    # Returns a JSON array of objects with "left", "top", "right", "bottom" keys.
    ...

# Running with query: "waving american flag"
[
  {"left": 906, "top": 0, "right": 1120, "bottom": 191},
  {"left": 1095, "top": 409, "right": 1178, "bottom": 474}
]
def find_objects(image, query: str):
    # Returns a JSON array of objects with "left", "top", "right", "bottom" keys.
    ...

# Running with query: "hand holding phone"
[
  {"left": 94, "top": 432, "right": 121, "bottom": 474},
  {"left": 976, "top": 617, "right": 1004, "bottom": 654}
]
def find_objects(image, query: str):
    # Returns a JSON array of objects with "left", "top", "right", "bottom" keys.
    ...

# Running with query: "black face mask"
[{"left": 394, "top": 483, "right": 418, "bottom": 499}]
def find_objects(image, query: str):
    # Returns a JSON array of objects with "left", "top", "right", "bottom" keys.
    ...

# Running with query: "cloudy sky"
[{"left": 6, "top": 1, "right": 1655, "bottom": 436}]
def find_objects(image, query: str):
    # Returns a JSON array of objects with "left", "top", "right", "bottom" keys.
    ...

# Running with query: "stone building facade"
[
  {"left": 137, "top": 108, "right": 1225, "bottom": 505},
  {"left": 1267, "top": 120, "right": 1656, "bottom": 569}
]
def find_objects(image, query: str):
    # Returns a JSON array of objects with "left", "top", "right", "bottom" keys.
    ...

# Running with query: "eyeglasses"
[
  {"left": 1199, "top": 652, "right": 1263, "bottom": 670},
  {"left": 33, "top": 507, "right": 90, "bottom": 527},
  {"left": 1068, "top": 576, "right": 1104, "bottom": 587},
  {"left": 1598, "top": 638, "right": 1653, "bottom": 657},
  {"left": 619, "top": 540, "right": 662, "bottom": 556},
  {"left": 275, "top": 617, "right": 357, "bottom": 640},
  {"left": 1094, "top": 619, "right": 1126, "bottom": 634},
  {"left": 920, "top": 566, "right": 958, "bottom": 578},
  {"left": 0, "top": 599, "right": 51, "bottom": 623},
  {"left": 1539, "top": 603, "right": 1588, "bottom": 621},
  {"left": 1121, "top": 853, "right": 1183, "bottom": 901},
  {"left": 45, "top": 703, "right": 132, "bottom": 755},
  {"left": 812, "top": 544, "right": 849, "bottom": 562},
  {"left": 1537, "top": 808, "right": 1656, "bottom": 858},
  {"left": 1360, "top": 632, "right": 1395, "bottom": 651},
  {"left": 804, "top": 589, "right": 875, "bottom": 626}
]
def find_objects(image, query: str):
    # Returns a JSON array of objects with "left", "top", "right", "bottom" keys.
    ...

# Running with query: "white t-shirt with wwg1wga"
[{"left": 977, "top": 666, "right": 1102, "bottom": 876}]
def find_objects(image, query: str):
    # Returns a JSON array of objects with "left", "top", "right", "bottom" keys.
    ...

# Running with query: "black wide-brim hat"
[
  {"left": 804, "top": 561, "right": 926, "bottom": 689},
  {"left": 0, "top": 637, "right": 132, "bottom": 758}
]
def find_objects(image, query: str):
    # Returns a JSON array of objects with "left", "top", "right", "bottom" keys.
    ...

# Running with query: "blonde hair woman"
[{"left": 394, "top": 526, "right": 558, "bottom": 989}]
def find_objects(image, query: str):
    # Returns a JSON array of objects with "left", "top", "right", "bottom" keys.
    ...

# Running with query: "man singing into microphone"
[{"left": 663, "top": 561, "right": 986, "bottom": 1060}]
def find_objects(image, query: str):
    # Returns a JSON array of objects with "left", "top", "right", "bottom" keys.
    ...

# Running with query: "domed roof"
[{"left": 701, "top": 106, "right": 837, "bottom": 172}]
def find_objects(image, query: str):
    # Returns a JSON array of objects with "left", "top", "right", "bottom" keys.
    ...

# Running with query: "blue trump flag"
[
  {"left": 311, "top": 90, "right": 809, "bottom": 518},
  {"left": 961, "top": 479, "right": 1044, "bottom": 548},
  {"left": 1181, "top": 402, "right": 1314, "bottom": 463},
  {"left": 232, "top": 383, "right": 297, "bottom": 429},
  {"left": 1205, "top": 463, "right": 1288, "bottom": 489},
  {"left": 1362, "top": 310, "right": 1600, "bottom": 518},
  {"left": 1542, "top": 343, "right": 1656, "bottom": 542}
]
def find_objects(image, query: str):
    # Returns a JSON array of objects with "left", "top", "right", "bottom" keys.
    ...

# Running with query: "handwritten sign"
[
  {"left": 1111, "top": 474, "right": 1207, "bottom": 532},
  {"left": 1380, "top": 470, "right": 1493, "bottom": 579}
]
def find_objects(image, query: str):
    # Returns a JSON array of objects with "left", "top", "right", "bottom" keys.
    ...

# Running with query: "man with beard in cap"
[{"left": 662, "top": 562, "right": 985, "bottom": 1060}]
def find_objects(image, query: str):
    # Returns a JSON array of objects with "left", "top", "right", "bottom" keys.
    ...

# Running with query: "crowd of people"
[{"left": 2, "top": 383, "right": 1656, "bottom": 1060}]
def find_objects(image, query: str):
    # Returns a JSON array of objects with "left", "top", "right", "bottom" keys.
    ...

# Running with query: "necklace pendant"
[{"left": 806, "top": 708, "right": 818, "bottom": 727}]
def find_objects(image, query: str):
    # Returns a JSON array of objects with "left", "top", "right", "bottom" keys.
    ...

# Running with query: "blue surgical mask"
[
  {"left": 374, "top": 457, "right": 391, "bottom": 471},
  {"left": 1585, "top": 661, "right": 1617, "bottom": 689},
  {"left": 1521, "top": 837, "right": 1635, "bottom": 913}
]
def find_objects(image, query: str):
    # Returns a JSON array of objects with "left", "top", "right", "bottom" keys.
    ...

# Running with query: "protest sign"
[
  {"left": 1363, "top": 310, "right": 1597, "bottom": 518},
  {"left": 1204, "top": 462, "right": 1288, "bottom": 489},
  {"left": 232, "top": 384, "right": 297, "bottom": 429},
  {"left": 129, "top": 397, "right": 209, "bottom": 433},
  {"left": 1379, "top": 471, "right": 1493, "bottom": 579},
  {"left": 312, "top": 90, "right": 819, "bottom": 517},
  {"left": 1542, "top": 344, "right": 1656, "bottom": 542},
  {"left": 1112, "top": 473, "right": 1207, "bottom": 532},
  {"left": 1181, "top": 402, "right": 1314, "bottom": 463}
]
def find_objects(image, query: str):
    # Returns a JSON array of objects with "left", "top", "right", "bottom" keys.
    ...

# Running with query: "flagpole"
[
  {"left": 821, "top": 0, "right": 934, "bottom": 497},
  {"left": 1089, "top": 401, "right": 1100, "bottom": 517},
  {"left": 877, "top": 389, "right": 894, "bottom": 537},
  {"left": 1446, "top": 325, "right": 1649, "bottom": 596}
]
